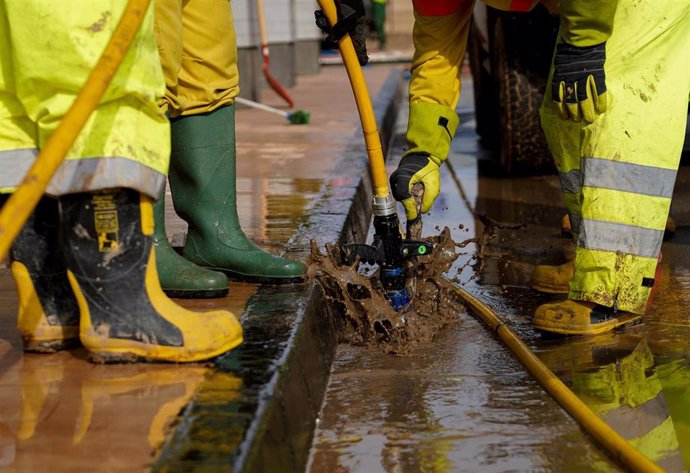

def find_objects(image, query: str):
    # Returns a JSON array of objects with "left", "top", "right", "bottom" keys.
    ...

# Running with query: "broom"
[
  {"left": 256, "top": 0, "right": 294, "bottom": 107},
  {"left": 235, "top": 96, "right": 311, "bottom": 125}
]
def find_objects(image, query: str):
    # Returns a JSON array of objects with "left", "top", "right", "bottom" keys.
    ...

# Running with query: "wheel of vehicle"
[
  {"left": 468, "top": 20, "right": 498, "bottom": 142},
  {"left": 490, "top": 11, "right": 557, "bottom": 175}
]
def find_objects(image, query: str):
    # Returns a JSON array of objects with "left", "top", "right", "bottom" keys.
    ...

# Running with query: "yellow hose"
[
  {"left": 0, "top": 0, "right": 152, "bottom": 261},
  {"left": 316, "top": 0, "right": 390, "bottom": 199},
  {"left": 453, "top": 285, "right": 664, "bottom": 473}
]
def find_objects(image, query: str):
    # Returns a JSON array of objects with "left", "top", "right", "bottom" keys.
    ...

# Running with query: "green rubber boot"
[
  {"left": 169, "top": 105, "right": 307, "bottom": 284},
  {"left": 153, "top": 185, "right": 229, "bottom": 298}
]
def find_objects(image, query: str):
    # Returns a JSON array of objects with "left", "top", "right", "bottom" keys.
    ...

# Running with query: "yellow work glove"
[
  {"left": 552, "top": 41, "right": 607, "bottom": 123},
  {"left": 390, "top": 102, "right": 458, "bottom": 221},
  {"left": 390, "top": 153, "right": 442, "bottom": 221}
]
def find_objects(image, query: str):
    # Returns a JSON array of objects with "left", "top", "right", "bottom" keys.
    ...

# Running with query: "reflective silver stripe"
[
  {"left": 0, "top": 148, "right": 39, "bottom": 186},
  {"left": 577, "top": 219, "right": 663, "bottom": 258},
  {"left": 604, "top": 391, "right": 668, "bottom": 439},
  {"left": 559, "top": 170, "right": 580, "bottom": 194},
  {"left": 0, "top": 151, "right": 163, "bottom": 198},
  {"left": 582, "top": 157, "right": 676, "bottom": 198},
  {"left": 47, "top": 157, "right": 165, "bottom": 199}
]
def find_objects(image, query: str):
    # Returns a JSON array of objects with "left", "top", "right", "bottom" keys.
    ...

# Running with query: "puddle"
[{"left": 310, "top": 76, "right": 690, "bottom": 472}]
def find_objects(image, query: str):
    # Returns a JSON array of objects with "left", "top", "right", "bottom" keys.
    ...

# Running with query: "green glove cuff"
[{"left": 403, "top": 102, "right": 459, "bottom": 164}]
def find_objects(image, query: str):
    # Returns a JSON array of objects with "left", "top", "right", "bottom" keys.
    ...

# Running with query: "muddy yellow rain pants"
[
  {"left": 541, "top": 0, "right": 690, "bottom": 314},
  {"left": 406, "top": 0, "right": 537, "bottom": 160},
  {"left": 153, "top": 0, "right": 239, "bottom": 117},
  {"left": 0, "top": 0, "right": 169, "bottom": 198}
]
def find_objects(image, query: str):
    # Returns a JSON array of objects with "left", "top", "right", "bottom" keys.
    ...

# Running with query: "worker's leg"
[
  {"left": 150, "top": 0, "right": 231, "bottom": 298},
  {"left": 0, "top": 2, "right": 78, "bottom": 351},
  {"left": 167, "top": 0, "right": 307, "bottom": 283},
  {"left": 3, "top": 0, "right": 242, "bottom": 360},
  {"left": 534, "top": 0, "right": 690, "bottom": 334}
]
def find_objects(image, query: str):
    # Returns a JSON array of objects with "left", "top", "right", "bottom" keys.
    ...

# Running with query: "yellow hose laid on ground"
[
  {"left": 0, "top": 0, "right": 152, "bottom": 261},
  {"left": 315, "top": 0, "right": 389, "bottom": 199},
  {"left": 453, "top": 285, "right": 664, "bottom": 473}
]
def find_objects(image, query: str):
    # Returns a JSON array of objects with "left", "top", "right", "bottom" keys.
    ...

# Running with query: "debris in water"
[{"left": 308, "top": 227, "right": 465, "bottom": 355}]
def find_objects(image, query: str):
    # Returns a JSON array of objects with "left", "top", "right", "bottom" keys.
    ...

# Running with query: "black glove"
[
  {"left": 390, "top": 153, "right": 442, "bottom": 221},
  {"left": 315, "top": 0, "right": 368, "bottom": 66},
  {"left": 551, "top": 41, "right": 607, "bottom": 123}
]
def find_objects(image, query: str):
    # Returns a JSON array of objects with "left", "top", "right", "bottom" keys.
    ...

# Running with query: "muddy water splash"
[{"left": 308, "top": 228, "right": 466, "bottom": 355}]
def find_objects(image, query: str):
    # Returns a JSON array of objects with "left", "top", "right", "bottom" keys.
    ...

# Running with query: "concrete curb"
[{"left": 152, "top": 68, "right": 405, "bottom": 473}]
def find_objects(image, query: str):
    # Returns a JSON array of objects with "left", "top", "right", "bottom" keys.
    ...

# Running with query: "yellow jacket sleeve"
[{"left": 560, "top": 0, "right": 619, "bottom": 46}]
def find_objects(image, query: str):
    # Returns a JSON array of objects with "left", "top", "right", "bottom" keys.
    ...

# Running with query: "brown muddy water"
[
  {"left": 308, "top": 84, "right": 690, "bottom": 472},
  {"left": 308, "top": 227, "right": 464, "bottom": 355}
]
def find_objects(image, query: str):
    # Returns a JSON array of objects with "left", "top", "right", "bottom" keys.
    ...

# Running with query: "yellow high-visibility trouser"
[
  {"left": 153, "top": 0, "right": 239, "bottom": 117},
  {"left": 541, "top": 0, "right": 690, "bottom": 313},
  {"left": 0, "top": 1, "right": 169, "bottom": 198}
]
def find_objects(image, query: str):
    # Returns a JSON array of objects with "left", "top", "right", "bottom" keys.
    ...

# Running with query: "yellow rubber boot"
[
  {"left": 59, "top": 189, "right": 243, "bottom": 363},
  {"left": 530, "top": 261, "right": 574, "bottom": 294},
  {"left": 3, "top": 197, "right": 79, "bottom": 352},
  {"left": 533, "top": 300, "right": 642, "bottom": 335}
]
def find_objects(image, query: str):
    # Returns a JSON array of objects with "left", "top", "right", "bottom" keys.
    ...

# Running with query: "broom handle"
[
  {"left": 256, "top": 0, "right": 269, "bottom": 55},
  {"left": 235, "top": 96, "right": 287, "bottom": 118}
]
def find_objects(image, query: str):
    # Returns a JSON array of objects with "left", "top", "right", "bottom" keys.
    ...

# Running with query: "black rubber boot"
[
  {"left": 3, "top": 195, "right": 79, "bottom": 352},
  {"left": 60, "top": 188, "right": 242, "bottom": 363}
]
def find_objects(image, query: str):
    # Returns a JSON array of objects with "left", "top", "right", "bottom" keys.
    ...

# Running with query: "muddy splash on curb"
[{"left": 308, "top": 228, "right": 466, "bottom": 355}]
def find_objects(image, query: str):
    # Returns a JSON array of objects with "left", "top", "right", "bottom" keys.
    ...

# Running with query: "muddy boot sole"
[
  {"left": 87, "top": 335, "right": 242, "bottom": 364},
  {"left": 216, "top": 268, "right": 306, "bottom": 285},
  {"left": 22, "top": 337, "right": 79, "bottom": 353},
  {"left": 529, "top": 281, "right": 569, "bottom": 294},
  {"left": 534, "top": 313, "right": 643, "bottom": 336},
  {"left": 163, "top": 287, "right": 229, "bottom": 299}
]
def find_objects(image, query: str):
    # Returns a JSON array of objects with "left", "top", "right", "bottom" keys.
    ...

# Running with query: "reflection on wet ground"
[
  {"left": 0, "top": 174, "right": 318, "bottom": 472},
  {"left": 310, "top": 79, "right": 690, "bottom": 472},
  {"left": 0, "top": 64, "right": 399, "bottom": 472}
]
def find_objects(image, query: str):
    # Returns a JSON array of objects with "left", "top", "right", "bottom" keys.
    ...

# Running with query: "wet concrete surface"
[
  {"left": 0, "top": 64, "right": 400, "bottom": 472},
  {"left": 1, "top": 59, "right": 688, "bottom": 471},
  {"left": 309, "top": 76, "right": 690, "bottom": 472}
]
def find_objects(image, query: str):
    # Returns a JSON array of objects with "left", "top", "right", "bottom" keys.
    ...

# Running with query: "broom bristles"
[{"left": 287, "top": 110, "right": 310, "bottom": 125}]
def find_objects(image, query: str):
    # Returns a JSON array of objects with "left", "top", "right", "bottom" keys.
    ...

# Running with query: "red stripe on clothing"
[
  {"left": 509, "top": 0, "right": 533, "bottom": 11},
  {"left": 412, "top": 0, "right": 469, "bottom": 16}
]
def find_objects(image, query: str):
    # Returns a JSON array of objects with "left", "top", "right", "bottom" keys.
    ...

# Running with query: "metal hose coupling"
[{"left": 372, "top": 195, "right": 397, "bottom": 217}]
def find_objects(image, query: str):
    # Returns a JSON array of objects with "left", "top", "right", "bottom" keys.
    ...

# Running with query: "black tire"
[
  {"left": 468, "top": 20, "right": 498, "bottom": 142},
  {"left": 489, "top": 8, "right": 558, "bottom": 176}
]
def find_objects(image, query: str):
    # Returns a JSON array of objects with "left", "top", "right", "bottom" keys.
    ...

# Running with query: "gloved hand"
[
  {"left": 390, "top": 153, "right": 442, "bottom": 221},
  {"left": 315, "top": 0, "right": 368, "bottom": 66},
  {"left": 552, "top": 41, "right": 607, "bottom": 123}
]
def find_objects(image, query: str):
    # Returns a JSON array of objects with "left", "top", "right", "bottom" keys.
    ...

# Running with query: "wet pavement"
[
  {"left": 0, "top": 64, "right": 399, "bottom": 472},
  {"left": 1, "top": 55, "right": 688, "bottom": 471},
  {"left": 309, "top": 76, "right": 690, "bottom": 472}
]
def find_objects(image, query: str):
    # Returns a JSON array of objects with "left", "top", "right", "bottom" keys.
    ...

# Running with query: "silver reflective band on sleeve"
[
  {"left": 0, "top": 148, "right": 39, "bottom": 187},
  {"left": 577, "top": 219, "right": 663, "bottom": 258},
  {"left": 582, "top": 157, "right": 677, "bottom": 198},
  {"left": 559, "top": 169, "right": 581, "bottom": 194}
]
